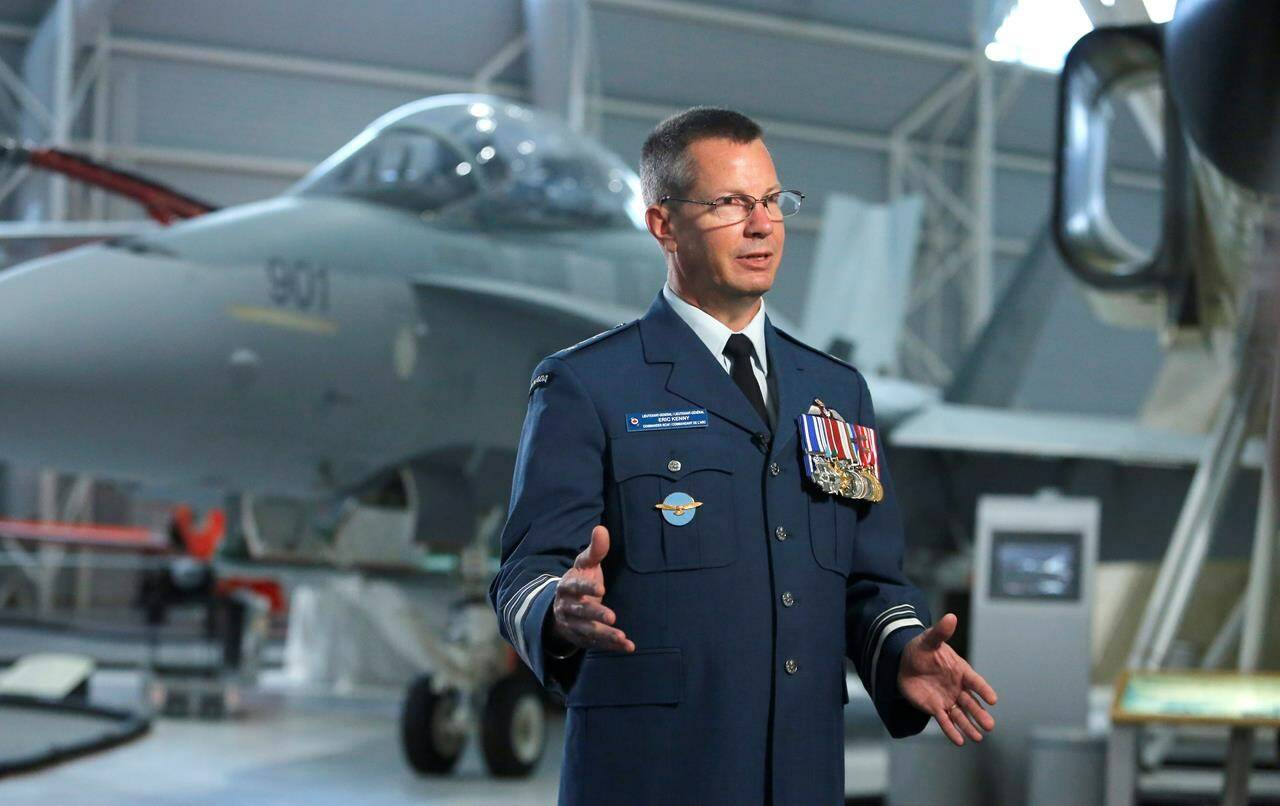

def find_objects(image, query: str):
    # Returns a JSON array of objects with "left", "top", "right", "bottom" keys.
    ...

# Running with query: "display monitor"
[{"left": 989, "top": 530, "right": 1082, "bottom": 601}]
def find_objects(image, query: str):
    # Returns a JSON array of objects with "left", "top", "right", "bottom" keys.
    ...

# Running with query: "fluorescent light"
[
  {"left": 985, "top": 0, "right": 1095, "bottom": 72},
  {"left": 1142, "top": 0, "right": 1176, "bottom": 23}
]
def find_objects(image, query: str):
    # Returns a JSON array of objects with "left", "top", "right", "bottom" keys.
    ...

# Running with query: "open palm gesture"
[
  {"left": 897, "top": 613, "right": 998, "bottom": 746},
  {"left": 550, "top": 525, "right": 635, "bottom": 654}
]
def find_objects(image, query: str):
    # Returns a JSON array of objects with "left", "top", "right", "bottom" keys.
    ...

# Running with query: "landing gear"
[
  {"left": 399, "top": 671, "right": 548, "bottom": 778},
  {"left": 480, "top": 673, "right": 547, "bottom": 778},
  {"left": 400, "top": 675, "right": 465, "bottom": 774},
  {"left": 386, "top": 484, "right": 548, "bottom": 779}
]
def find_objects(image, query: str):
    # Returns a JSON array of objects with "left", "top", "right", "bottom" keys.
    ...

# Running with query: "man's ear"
[{"left": 645, "top": 204, "right": 678, "bottom": 254}]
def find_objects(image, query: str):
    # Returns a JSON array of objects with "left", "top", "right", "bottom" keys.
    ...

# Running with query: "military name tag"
[
  {"left": 626, "top": 408, "right": 709, "bottom": 432},
  {"left": 797, "top": 398, "right": 883, "bottom": 502}
]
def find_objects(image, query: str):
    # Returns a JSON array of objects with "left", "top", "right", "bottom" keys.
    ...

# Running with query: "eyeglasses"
[{"left": 659, "top": 190, "right": 805, "bottom": 223}]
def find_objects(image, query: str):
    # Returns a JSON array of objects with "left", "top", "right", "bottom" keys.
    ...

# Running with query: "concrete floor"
[
  {"left": 7, "top": 668, "right": 1277, "bottom": 805},
  {"left": 0, "top": 668, "right": 894, "bottom": 805},
  {"left": 1, "top": 670, "right": 564, "bottom": 806}
]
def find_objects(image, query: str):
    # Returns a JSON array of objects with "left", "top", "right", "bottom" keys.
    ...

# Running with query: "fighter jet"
[
  {"left": 1, "top": 93, "right": 662, "bottom": 525},
  {"left": 0, "top": 89, "right": 962, "bottom": 778},
  {"left": 0, "top": 93, "right": 683, "bottom": 777}
]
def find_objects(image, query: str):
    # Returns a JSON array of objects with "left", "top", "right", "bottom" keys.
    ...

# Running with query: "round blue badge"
[{"left": 660, "top": 491, "right": 698, "bottom": 526}]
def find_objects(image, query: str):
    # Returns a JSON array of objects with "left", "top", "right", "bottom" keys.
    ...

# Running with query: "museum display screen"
[{"left": 989, "top": 530, "right": 1082, "bottom": 601}]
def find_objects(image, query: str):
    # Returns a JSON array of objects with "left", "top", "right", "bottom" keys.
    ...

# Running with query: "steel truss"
[{"left": 887, "top": 58, "right": 1027, "bottom": 386}]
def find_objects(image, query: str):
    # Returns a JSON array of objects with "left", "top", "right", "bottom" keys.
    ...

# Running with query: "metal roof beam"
[
  {"left": 0, "top": 25, "right": 1155, "bottom": 192},
  {"left": 599, "top": 95, "right": 1158, "bottom": 191},
  {"left": 107, "top": 35, "right": 526, "bottom": 97},
  {"left": 589, "top": 0, "right": 972, "bottom": 64},
  {"left": 889, "top": 67, "right": 975, "bottom": 140}
]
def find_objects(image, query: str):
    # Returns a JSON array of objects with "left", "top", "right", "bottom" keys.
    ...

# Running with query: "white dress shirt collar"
[{"left": 661, "top": 281, "right": 769, "bottom": 375}]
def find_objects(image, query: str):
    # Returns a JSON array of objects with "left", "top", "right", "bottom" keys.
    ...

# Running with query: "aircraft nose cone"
[
  {"left": 0, "top": 248, "right": 161, "bottom": 391},
  {"left": 0, "top": 246, "right": 203, "bottom": 472}
]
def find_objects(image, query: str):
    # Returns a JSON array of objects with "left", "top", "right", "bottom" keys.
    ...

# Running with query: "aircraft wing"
[
  {"left": 413, "top": 273, "right": 943, "bottom": 429},
  {"left": 889, "top": 402, "right": 1264, "bottom": 469},
  {"left": 0, "top": 220, "right": 159, "bottom": 267},
  {"left": 409, "top": 273, "right": 644, "bottom": 339}
]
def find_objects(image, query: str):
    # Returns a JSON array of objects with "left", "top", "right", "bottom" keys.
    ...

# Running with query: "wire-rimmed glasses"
[{"left": 659, "top": 190, "right": 805, "bottom": 223}]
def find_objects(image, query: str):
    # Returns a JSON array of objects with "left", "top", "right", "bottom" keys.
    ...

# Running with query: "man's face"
[{"left": 649, "top": 137, "right": 785, "bottom": 306}]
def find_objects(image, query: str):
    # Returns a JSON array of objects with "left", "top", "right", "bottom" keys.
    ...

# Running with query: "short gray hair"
[{"left": 639, "top": 107, "right": 763, "bottom": 206}]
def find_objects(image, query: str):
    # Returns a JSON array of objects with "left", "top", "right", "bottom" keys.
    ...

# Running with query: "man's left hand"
[{"left": 897, "top": 612, "right": 998, "bottom": 746}]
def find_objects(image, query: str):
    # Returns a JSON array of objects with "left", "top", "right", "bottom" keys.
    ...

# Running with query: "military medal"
[
  {"left": 797, "top": 398, "right": 883, "bottom": 502},
  {"left": 839, "top": 464, "right": 869, "bottom": 499},
  {"left": 851, "top": 419, "right": 884, "bottom": 502}
]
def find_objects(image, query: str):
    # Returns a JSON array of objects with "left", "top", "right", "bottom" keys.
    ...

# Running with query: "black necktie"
[{"left": 723, "top": 333, "right": 770, "bottom": 431}]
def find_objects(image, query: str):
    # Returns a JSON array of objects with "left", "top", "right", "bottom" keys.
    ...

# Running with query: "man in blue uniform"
[{"left": 489, "top": 107, "right": 997, "bottom": 805}]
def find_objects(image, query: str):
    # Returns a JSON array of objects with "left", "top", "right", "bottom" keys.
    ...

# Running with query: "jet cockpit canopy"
[{"left": 291, "top": 94, "right": 645, "bottom": 231}]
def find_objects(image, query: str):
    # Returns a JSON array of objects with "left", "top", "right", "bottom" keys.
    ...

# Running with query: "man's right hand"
[{"left": 550, "top": 525, "right": 635, "bottom": 653}]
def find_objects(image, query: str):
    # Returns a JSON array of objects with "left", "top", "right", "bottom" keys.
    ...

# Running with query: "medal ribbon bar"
[{"left": 797, "top": 398, "right": 883, "bottom": 502}]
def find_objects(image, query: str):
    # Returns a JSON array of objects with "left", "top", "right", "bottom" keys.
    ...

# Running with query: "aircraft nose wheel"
[
  {"left": 480, "top": 673, "right": 547, "bottom": 777},
  {"left": 400, "top": 675, "right": 465, "bottom": 774}
]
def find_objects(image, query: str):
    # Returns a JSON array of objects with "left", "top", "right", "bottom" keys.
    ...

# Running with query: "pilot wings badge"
[{"left": 796, "top": 398, "right": 884, "bottom": 503}]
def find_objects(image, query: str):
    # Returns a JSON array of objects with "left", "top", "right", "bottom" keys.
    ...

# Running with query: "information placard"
[{"left": 1111, "top": 670, "right": 1280, "bottom": 727}]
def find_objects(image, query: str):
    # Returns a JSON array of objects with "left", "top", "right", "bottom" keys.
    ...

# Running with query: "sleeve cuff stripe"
[
  {"left": 868, "top": 617, "right": 924, "bottom": 699},
  {"left": 502, "top": 574, "right": 548, "bottom": 626},
  {"left": 863, "top": 604, "right": 916, "bottom": 666},
  {"left": 511, "top": 576, "right": 560, "bottom": 668},
  {"left": 502, "top": 573, "right": 554, "bottom": 639}
]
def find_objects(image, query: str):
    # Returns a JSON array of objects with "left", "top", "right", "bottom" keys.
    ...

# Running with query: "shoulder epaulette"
[{"left": 555, "top": 319, "right": 638, "bottom": 358}]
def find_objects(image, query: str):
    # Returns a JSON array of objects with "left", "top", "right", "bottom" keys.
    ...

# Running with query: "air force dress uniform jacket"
[{"left": 488, "top": 290, "right": 932, "bottom": 805}]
